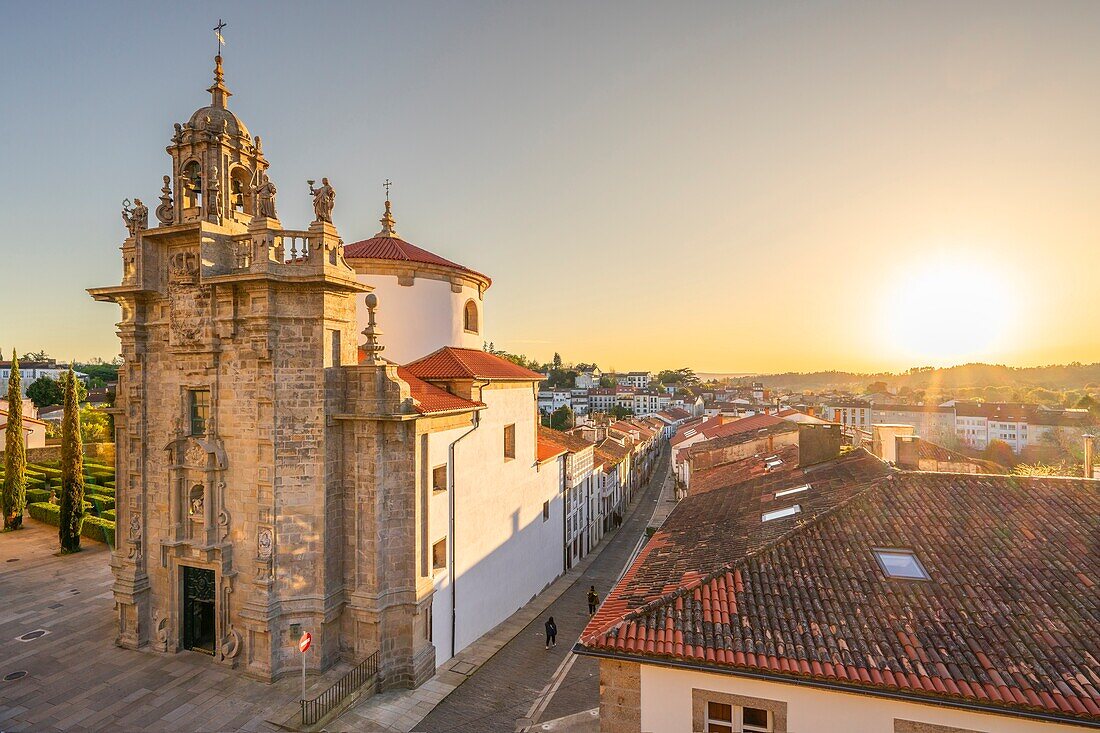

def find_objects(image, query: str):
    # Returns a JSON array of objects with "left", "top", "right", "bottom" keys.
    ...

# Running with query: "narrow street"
[{"left": 415, "top": 443, "right": 671, "bottom": 733}]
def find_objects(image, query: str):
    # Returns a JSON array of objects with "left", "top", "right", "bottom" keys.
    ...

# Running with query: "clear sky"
[{"left": 3, "top": 1, "right": 1100, "bottom": 374}]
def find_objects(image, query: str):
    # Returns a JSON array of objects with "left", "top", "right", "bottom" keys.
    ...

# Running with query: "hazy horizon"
[{"left": 5, "top": 1, "right": 1100, "bottom": 373}]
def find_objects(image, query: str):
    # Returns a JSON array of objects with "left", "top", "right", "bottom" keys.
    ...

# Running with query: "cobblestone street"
[{"left": 415, "top": 444, "right": 671, "bottom": 733}]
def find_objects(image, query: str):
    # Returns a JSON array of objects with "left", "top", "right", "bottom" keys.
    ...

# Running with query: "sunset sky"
[{"left": 3, "top": 1, "right": 1100, "bottom": 374}]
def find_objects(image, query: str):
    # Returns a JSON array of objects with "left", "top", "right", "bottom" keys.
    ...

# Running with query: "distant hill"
[{"left": 728, "top": 363, "right": 1100, "bottom": 393}]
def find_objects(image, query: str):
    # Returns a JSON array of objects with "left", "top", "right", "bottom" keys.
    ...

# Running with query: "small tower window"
[
  {"left": 230, "top": 167, "right": 253, "bottom": 214},
  {"left": 182, "top": 161, "right": 202, "bottom": 209},
  {"left": 463, "top": 300, "right": 479, "bottom": 333}
]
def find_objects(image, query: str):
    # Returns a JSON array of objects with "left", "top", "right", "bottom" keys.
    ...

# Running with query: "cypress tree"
[
  {"left": 3, "top": 350, "right": 27, "bottom": 530},
  {"left": 59, "top": 365, "right": 84, "bottom": 553}
]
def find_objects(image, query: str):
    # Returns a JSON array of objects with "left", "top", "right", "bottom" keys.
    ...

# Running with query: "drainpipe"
[
  {"left": 1085, "top": 434, "right": 1095, "bottom": 479},
  {"left": 448, "top": 382, "right": 486, "bottom": 660}
]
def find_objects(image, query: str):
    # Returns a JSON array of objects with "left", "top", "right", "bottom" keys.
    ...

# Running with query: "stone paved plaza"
[{"left": 0, "top": 522, "right": 324, "bottom": 733}]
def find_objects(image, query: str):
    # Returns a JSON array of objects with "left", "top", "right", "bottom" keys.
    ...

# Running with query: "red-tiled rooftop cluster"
[{"left": 578, "top": 455, "right": 1100, "bottom": 724}]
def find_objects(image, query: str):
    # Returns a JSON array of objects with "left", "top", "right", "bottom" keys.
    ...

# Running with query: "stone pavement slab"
[{"left": 0, "top": 521, "right": 343, "bottom": 733}]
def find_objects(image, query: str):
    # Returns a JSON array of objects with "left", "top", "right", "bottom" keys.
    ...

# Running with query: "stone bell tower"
[
  {"left": 90, "top": 53, "right": 366, "bottom": 681},
  {"left": 163, "top": 55, "right": 271, "bottom": 228}
]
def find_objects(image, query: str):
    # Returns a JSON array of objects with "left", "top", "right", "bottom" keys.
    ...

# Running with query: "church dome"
[
  {"left": 344, "top": 199, "right": 491, "bottom": 288},
  {"left": 187, "top": 105, "right": 250, "bottom": 139}
]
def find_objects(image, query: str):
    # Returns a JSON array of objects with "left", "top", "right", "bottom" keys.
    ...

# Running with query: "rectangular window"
[
  {"left": 432, "top": 538, "right": 447, "bottom": 571},
  {"left": 432, "top": 464, "right": 447, "bottom": 493},
  {"left": 504, "top": 424, "right": 516, "bottom": 460},
  {"left": 704, "top": 702, "right": 772, "bottom": 732},
  {"left": 424, "top": 604, "right": 432, "bottom": 642},
  {"left": 188, "top": 390, "right": 210, "bottom": 436},
  {"left": 543, "top": 500, "right": 550, "bottom": 521}
]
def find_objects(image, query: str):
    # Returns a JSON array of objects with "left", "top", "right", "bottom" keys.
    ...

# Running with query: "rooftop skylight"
[
  {"left": 873, "top": 549, "right": 930, "bottom": 580},
  {"left": 762, "top": 504, "right": 801, "bottom": 522},
  {"left": 774, "top": 483, "right": 810, "bottom": 498},
  {"left": 764, "top": 455, "right": 784, "bottom": 469}
]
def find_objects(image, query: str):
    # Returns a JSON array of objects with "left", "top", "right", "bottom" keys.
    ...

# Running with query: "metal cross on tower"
[
  {"left": 383, "top": 179, "right": 392, "bottom": 200},
  {"left": 214, "top": 19, "right": 227, "bottom": 55}
]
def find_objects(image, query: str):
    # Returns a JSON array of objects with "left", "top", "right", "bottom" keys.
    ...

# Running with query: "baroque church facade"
[{"left": 90, "top": 55, "right": 565, "bottom": 688}]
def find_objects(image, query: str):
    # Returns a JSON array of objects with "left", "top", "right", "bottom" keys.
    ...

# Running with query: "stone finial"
[
  {"left": 376, "top": 197, "right": 398, "bottom": 238},
  {"left": 207, "top": 54, "right": 232, "bottom": 108},
  {"left": 156, "top": 175, "right": 174, "bottom": 225},
  {"left": 361, "top": 293, "right": 384, "bottom": 365}
]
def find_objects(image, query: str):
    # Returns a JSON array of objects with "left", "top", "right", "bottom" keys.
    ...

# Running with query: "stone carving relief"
[
  {"left": 122, "top": 198, "right": 148, "bottom": 236},
  {"left": 257, "top": 527, "right": 273, "bottom": 559},
  {"left": 308, "top": 177, "right": 335, "bottom": 223},
  {"left": 252, "top": 170, "right": 277, "bottom": 219},
  {"left": 154, "top": 611, "right": 169, "bottom": 652},
  {"left": 217, "top": 502, "right": 230, "bottom": 543},
  {"left": 184, "top": 440, "right": 208, "bottom": 467},
  {"left": 155, "top": 175, "right": 175, "bottom": 225},
  {"left": 169, "top": 251, "right": 199, "bottom": 283},
  {"left": 127, "top": 513, "right": 142, "bottom": 559}
]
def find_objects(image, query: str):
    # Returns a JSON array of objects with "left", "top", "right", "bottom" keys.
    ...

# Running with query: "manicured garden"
[{"left": 0, "top": 458, "right": 116, "bottom": 545}]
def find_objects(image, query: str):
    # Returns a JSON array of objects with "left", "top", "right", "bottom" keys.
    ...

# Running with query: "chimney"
[{"left": 1085, "top": 434, "right": 1095, "bottom": 479}]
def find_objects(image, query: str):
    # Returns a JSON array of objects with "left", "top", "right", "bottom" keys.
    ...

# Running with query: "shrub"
[
  {"left": 28, "top": 501, "right": 60, "bottom": 527},
  {"left": 81, "top": 516, "right": 115, "bottom": 545},
  {"left": 101, "top": 509, "right": 116, "bottom": 522},
  {"left": 88, "top": 495, "right": 115, "bottom": 514},
  {"left": 25, "top": 488, "right": 51, "bottom": 504}
]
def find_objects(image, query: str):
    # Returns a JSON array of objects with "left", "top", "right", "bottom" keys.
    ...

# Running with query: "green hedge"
[
  {"left": 25, "top": 488, "right": 52, "bottom": 505},
  {"left": 102, "top": 509, "right": 116, "bottom": 522},
  {"left": 89, "top": 495, "right": 115, "bottom": 514},
  {"left": 27, "top": 502, "right": 115, "bottom": 545}
]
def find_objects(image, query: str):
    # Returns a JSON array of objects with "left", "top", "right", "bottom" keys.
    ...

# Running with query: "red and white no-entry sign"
[{"left": 299, "top": 632, "right": 312, "bottom": 653}]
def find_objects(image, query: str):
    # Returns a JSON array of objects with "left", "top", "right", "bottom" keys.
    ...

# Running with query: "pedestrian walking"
[
  {"left": 587, "top": 586, "right": 600, "bottom": 615},
  {"left": 544, "top": 616, "right": 557, "bottom": 649}
]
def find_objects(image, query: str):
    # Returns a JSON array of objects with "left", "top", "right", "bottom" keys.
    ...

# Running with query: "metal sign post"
[{"left": 299, "top": 632, "right": 312, "bottom": 699}]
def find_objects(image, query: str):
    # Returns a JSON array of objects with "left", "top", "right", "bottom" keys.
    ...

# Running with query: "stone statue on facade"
[
  {"left": 208, "top": 166, "right": 223, "bottom": 222},
  {"left": 122, "top": 198, "right": 148, "bottom": 236},
  {"left": 172, "top": 123, "right": 184, "bottom": 144},
  {"left": 155, "top": 175, "right": 175, "bottom": 225},
  {"left": 309, "top": 177, "right": 335, "bottom": 223},
  {"left": 252, "top": 170, "right": 277, "bottom": 219}
]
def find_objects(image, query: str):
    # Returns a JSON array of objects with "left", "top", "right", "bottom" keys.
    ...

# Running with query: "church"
[{"left": 89, "top": 53, "right": 565, "bottom": 688}]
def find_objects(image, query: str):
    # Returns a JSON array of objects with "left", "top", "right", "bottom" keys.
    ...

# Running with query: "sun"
[{"left": 878, "top": 255, "right": 1019, "bottom": 366}]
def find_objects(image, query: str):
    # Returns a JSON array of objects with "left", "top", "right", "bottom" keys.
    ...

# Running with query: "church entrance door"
[{"left": 182, "top": 566, "right": 216, "bottom": 655}]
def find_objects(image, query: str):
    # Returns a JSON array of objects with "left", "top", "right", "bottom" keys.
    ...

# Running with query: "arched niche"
[{"left": 463, "top": 299, "right": 479, "bottom": 334}]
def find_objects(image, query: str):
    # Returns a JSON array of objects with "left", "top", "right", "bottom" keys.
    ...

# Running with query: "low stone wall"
[
  {"left": 0, "top": 442, "right": 115, "bottom": 464},
  {"left": 600, "top": 659, "right": 641, "bottom": 733}
]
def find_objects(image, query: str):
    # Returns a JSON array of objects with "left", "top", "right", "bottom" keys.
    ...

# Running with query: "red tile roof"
[
  {"left": 689, "top": 443, "right": 800, "bottom": 497},
  {"left": 404, "top": 347, "right": 543, "bottom": 381},
  {"left": 537, "top": 431, "right": 568, "bottom": 463},
  {"left": 343, "top": 234, "right": 491, "bottom": 285},
  {"left": 539, "top": 426, "right": 594, "bottom": 455},
  {"left": 595, "top": 439, "right": 630, "bottom": 469},
  {"left": 665, "top": 407, "right": 692, "bottom": 421},
  {"left": 701, "top": 413, "right": 783, "bottom": 439},
  {"left": 396, "top": 367, "right": 484, "bottom": 415},
  {"left": 578, "top": 459, "right": 1100, "bottom": 725}
]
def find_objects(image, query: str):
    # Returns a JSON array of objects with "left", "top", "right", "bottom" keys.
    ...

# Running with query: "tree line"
[{"left": 2, "top": 351, "right": 87, "bottom": 552}]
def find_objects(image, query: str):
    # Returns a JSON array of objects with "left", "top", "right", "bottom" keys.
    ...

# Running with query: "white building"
[
  {"left": 0, "top": 404, "right": 47, "bottom": 449},
  {"left": 821, "top": 399, "right": 872, "bottom": 429},
  {"left": 0, "top": 361, "right": 90, "bottom": 398},
  {"left": 344, "top": 201, "right": 490, "bottom": 365},
  {"left": 539, "top": 427, "right": 597, "bottom": 569},
  {"left": 630, "top": 390, "right": 670, "bottom": 417},
  {"left": 574, "top": 368, "right": 602, "bottom": 389},
  {"left": 616, "top": 371, "right": 651, "bottom": 390}
]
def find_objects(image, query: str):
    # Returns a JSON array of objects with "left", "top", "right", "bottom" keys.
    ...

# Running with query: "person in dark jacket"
[
  {"left": 587, "top": 586, "right": 600, "bottom": 615},
  {"left": 544, "top": 616, "right": 557, "bottom": 649}
]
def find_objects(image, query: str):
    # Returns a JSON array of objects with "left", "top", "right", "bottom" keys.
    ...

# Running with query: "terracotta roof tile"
[
  {"left": 690, "top": 443, "right": 801, "bottom": 497},
  {"left": 343, "top": 234, "right": 491, "bottom": 285},
  {"left": 538, "top": 426, "right": 594, "bottom": 455},
  {"left": 578, "top": 459, "right": 1100, "bottom": 725},
  {"left": 395, "top": 367, "right": 484, "bottom": 415},
  {"left": 405, "top": 347, "right": 543, "bottom": 381}
]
